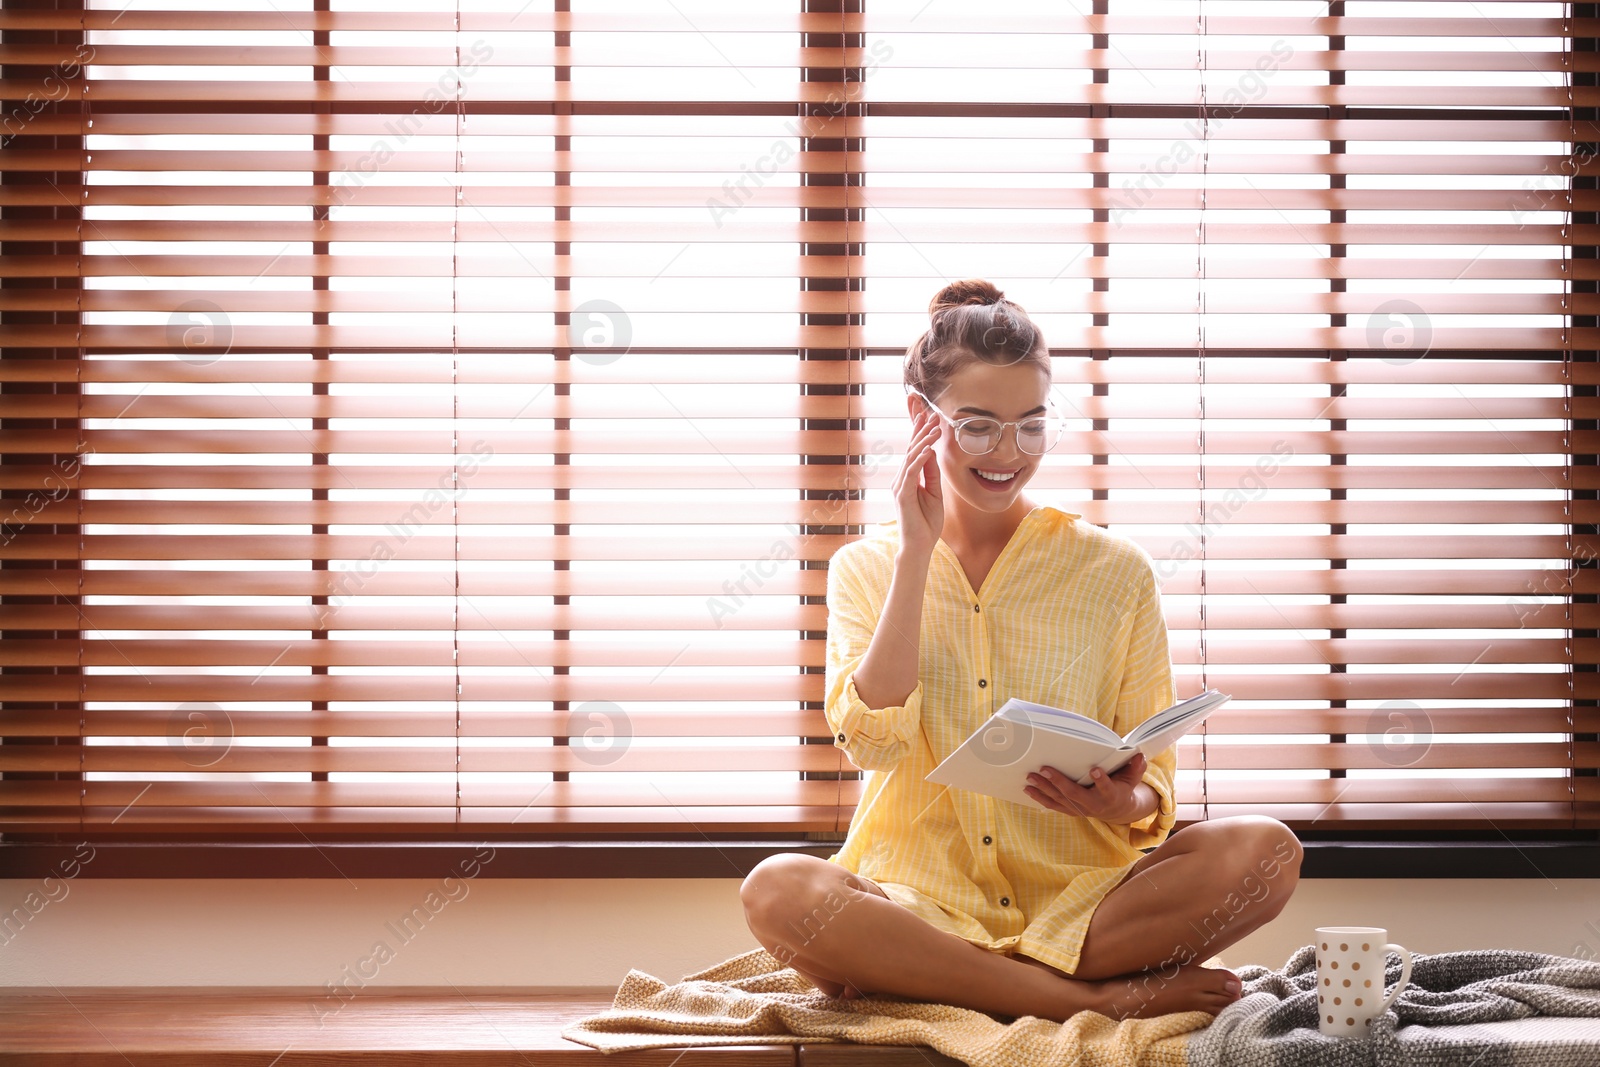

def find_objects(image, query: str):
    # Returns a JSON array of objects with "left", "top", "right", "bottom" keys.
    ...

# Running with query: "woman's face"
[{"left": 914, "top": 359, "right": 1053, "bottom": 519}]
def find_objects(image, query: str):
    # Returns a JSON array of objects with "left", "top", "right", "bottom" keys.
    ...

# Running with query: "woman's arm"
[
  {"left": 846, "top": 548, "right": 931, "bottom": 711},
  {"left": 825, "top": 556, "right": 928, "bottom": 771},
  {"left": 821, "top": 402, "right": 944, "bottom": 770},
  {"left": 823, "top": 547, "right": 933, "bottom": 771},
  {"left": 851, "top": 399, "right": 943, "bottom": 709}
]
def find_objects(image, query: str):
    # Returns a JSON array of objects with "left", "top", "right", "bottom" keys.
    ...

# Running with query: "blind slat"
[
  {"left": 0, "top": 567, "right": 1572, "bottom": 599},
  {"left": 0, "top": 11, "right": 1585, "bottom": 34},
  {"left": 1, "top": 499, "right": 1586, "bottom": 529}
]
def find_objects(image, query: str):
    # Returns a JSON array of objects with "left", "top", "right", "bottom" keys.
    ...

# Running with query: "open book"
[{"left": 924, "top": 689, "right": 1230, "bottom": 808}]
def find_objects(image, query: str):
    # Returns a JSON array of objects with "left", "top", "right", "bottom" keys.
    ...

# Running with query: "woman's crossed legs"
[{"left": 739, "top": 815, "right": 1301, "bottom": 1023}]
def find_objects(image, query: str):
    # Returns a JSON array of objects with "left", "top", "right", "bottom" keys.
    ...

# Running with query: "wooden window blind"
[{"left": 1, "top": 0, "right": 1593, "bottom": 840}]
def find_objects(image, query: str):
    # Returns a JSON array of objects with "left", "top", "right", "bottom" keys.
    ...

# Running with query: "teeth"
[{"left": 975, "top": 470, "right": 1016, "bottom": 483}]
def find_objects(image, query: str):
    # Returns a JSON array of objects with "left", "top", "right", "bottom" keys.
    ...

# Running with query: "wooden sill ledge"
[{"left": 0, "top": 988, "right": 962, "bottom": 1066}]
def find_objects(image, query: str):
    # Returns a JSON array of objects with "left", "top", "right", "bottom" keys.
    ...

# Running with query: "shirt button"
[
  {"left": 973, "top": 604, "right": 981, "bottom": 613},
  {"left": 982, "top": 835, "right": 993, "bottom": 845},
  {"left": 1000, "top": 897, "right": 1010, "bottom": 907},
  {"left": 836, "top": 732, "right": 846, "bottom": 742},
  {"left": 978, "top": 679, "right": 987, "bottom": 688}
]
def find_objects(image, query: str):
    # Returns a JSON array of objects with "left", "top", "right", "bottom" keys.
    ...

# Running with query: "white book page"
[
  {"left": 1124, "top": 690, "right": 1231, "bottom": 749},
  {"left": 1002, "top": 699, "right": 1123, "bottom": 747}
]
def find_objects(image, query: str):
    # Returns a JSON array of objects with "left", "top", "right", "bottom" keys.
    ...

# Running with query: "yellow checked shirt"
[{"left": 823, "top": 504, "right": 1179, "bottom": 976}]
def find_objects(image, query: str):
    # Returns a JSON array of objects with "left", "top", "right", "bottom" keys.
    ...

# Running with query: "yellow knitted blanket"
[{"left": 562, "top": 947, "right": 1210, "bottom": 1066}]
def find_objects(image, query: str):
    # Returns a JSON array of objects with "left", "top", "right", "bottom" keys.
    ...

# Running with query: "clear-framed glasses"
[{"left": 906, "top": 386, "right": 1063, "bottom": 456}]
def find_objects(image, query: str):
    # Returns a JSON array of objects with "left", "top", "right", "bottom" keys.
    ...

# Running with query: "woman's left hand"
[{"left": 1023, "top": 752, "right": 1152, "bottom": 824}]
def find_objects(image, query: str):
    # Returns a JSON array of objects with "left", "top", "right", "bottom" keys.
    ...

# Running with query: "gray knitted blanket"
[{"left": 1189, "top": 946, "right": 1600, "bottom": 1067}]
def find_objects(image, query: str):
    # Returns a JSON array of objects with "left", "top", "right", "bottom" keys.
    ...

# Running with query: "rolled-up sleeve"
[
  {"left": 823, "top": 545, "right": 923, "bottom": 772},
  {"left": 1110, "top": 564, "right": 1180, "bottom": 850},
  {"left": 1128, "top": 745, "right": 1177, "bottom": 850}
]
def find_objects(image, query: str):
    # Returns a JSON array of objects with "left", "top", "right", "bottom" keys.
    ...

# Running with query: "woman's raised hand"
[{"left": 894, "top": 403, "right": 944, "bottom": 556}]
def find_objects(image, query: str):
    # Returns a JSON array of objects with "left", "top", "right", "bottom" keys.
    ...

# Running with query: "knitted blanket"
[
  {"left": 561, "top": 946, "right": 1208, "bottom": 1067},
  {"left": 1190, "top": 946, "right": 1600, "bottom": 1067},
  {"left": 563, "top": 946, "right": 1600, "bottom": 1066}
]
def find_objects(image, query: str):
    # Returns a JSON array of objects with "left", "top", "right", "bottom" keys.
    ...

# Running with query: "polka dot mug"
[{"left": 1315, "top": 926, "right": 1413, "bottom": 1038}]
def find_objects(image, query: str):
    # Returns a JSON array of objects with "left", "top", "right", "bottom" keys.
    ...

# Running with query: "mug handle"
[{"left": 1375, "top": 943, "right": 1413, "bottom": 1016}]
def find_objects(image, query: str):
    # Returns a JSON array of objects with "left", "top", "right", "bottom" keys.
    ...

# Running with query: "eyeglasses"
[{"left": 907, "top": 386, "right": 1063, "bottom": 457}]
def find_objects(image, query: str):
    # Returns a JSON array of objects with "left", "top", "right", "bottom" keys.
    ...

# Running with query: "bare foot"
[
  {"left": 838, "top": 964, "right": 1235, "bottom": 1020},
  {"left": 789, "top": 952, "right": 1234, "bottom": 1019},
  {"left": 1097, "top": 964, "right": 1242, "bottom": 1020}
]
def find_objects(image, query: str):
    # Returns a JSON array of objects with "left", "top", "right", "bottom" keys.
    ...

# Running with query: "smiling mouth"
[{"left": 974, "top": 469, "right": 1018, "bottom": 483}]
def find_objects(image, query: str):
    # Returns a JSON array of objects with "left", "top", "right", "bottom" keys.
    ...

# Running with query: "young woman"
[{"left": 740, "top": 280, "right": 1302, "bottom": 1023}]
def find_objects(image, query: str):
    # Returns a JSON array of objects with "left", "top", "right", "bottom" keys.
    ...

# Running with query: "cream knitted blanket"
[{"left": 561, "top": 946, "right": 1210, "bottom": 1067}]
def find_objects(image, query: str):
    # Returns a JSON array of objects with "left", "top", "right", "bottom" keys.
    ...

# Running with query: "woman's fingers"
[
  {"left": 892, "top": 407, "right": 944, "bottom": 547},
  {"left": 892, "top": 412, "right": 934, "bottom": 487},
  {"left": 908, "top": 413, "right": 940, "bottom": 456},
  {"left": 1025, "top": 760, "right": 1151, "bottom": 823},
  {"left": 920, "top": 437, "right": 941, "bottom": 498},
  {"left": 897, "top": 415, "right": 940, "bottom": 501},
  {"left": 909, "top": 428, "right": 943, "bottom": 526},
  {"left": 1113, "top": 753, "right": 1148, "bottom": 784}
]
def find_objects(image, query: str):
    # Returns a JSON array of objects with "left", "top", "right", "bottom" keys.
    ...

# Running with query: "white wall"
[{"left": 3, "top": 877, "right": 1599, "bottom": 990}]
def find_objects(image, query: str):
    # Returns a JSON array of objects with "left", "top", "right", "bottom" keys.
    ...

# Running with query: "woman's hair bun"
[
  {"left": 905, "top": 277, "right": 1047, "bottom": 397},
  {"left": 929, "top": 278, "right": 1007, "bottom": 318}
]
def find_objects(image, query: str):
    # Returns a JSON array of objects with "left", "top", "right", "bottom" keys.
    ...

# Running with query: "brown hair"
[{"left": 903, "top": 279, "right": 1051, "bottom": 400}]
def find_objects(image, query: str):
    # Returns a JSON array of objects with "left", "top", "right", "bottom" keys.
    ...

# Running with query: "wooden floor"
[{"left": 0, "top": 988, "right": 963, "bottom": 1066}]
